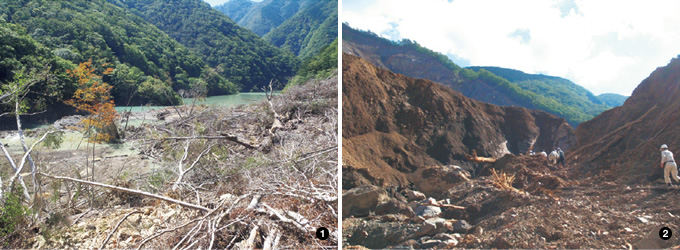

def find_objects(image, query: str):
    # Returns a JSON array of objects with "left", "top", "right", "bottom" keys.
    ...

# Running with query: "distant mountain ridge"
[
  {"left": 467, "top": 66, "right": 628, "bottom": 109},
  {"left": 342, "top": 23, "right": 625, "bottom": 125},
  {"left": 216, "top": 0, "right": 337, "bottom": 60},
  {"left": 597, "top": 93, "right": 628, "bottom": 107},
  {"left": 215, "top": 0, "right": 309, "bottom": 37},
  {"left": 466, "top": 66, "right": 619, "bottom": 121}
]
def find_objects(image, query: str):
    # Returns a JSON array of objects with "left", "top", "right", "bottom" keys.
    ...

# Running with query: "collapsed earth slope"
[
  {"left": 569, "top": 56, "right": 680, "bottom": 184},
  {"left": 342, "top": 54, "right": 574, "bottom": 189}
]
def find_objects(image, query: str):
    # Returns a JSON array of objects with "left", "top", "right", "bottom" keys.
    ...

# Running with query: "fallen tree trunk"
[
  {"left": 465, "top": 149, "right": 496, "bottom": 163},
  {"left": 163, "top": 135, "right": 257, "bottom": 149},
  {"left": 38, "top": 173, "right": 209, "bottom": 212}
]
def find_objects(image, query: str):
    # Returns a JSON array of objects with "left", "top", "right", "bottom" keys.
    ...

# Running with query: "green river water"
[{"left": 4, "top": 93, "right": 268, "bottom": 155}]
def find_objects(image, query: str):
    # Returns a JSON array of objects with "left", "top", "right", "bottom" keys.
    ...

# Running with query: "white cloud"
[
  {"left": 203, "top": 0, "right": 229, "bottom": 7},
  {"left": 343, "top": 0, "right": 680, "bottom": 95}
]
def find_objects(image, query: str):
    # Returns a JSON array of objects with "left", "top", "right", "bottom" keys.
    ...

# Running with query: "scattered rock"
[
  {"left": 433, "top": 233, "right": 456, "bottom": 241},
  {"left": 491, "top": 237, "right": 512, "bottom": 249},
  {"left": 443, "top": 220, "right": 454, "bottom": 232},
  {"left": 472, "top": 226, "right": 484, "bottom": 236},
  {"left": 342, "top": 185, "right": 388, "bottom": 218},
  {"left": 415, "top": 220, "right": 437, "bottom": 238},
  {"left": 567, "top": 241, "right": 580, "bottom": 249},
  {"left": 380, "top": 214, "right": 400, "bottom": 222},
  {"left": 404, "top": 189, "right": 427, "bottom": 201},
  {"left": 414, "top": 198, "right": 442, "bottom": 218},
  {"left": 622, "top": 227, "right": 633, "bottom": 233},
  {"left": 443, "top": 238, "right": 459, "bottom": 248},
  {"left": 636, "top": 217, "right": 649, "bottom": 224},
  {"left": 426, "top": 217, "right": 449, "bottom": 234},
  {"left": 410, "top": 165, "right": 470, "bottom": 198},
  {"left": 453, "top": 220, "right": 472, "bottom": 233},
  {"left": 375, "top": 199, "right": 415, "bottom": 218},
  {"left": 399, "top": 239, "right": 418, "bottom": 248},
  {"left": 412, "top": 215, "right": 425, "bottom": 224},
  {"left": 420, "top": 239, "right": 445, "bottom": 249}
]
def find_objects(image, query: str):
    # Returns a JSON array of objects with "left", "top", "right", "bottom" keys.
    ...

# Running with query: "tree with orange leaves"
[
  {"left": 65, "top": 59, "right": 119, "bottom": 143},
  {"left": 65, "top": 59, "right": 118, "bottom": 201}
]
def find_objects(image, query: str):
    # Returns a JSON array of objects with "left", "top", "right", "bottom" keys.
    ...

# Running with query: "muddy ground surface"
[{"left": 343, "top": 155, "right": 680, "bottom": 249}]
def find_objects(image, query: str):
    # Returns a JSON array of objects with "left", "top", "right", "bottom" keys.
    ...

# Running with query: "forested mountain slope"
[
  {"left": 263, "top": 0, "right": 338, "bottom": 59},
  {"left": 0, "top": 0, "right": 236, "bottom": 106},
  {"left": 214, "top": 0, "right": 309, "bottom": 37},
  {"left": 0, "top": 19, "right": 74, "bottom": 110},
  {"left": 467, "top": 66, "right": 617, "bottom": 120},
  {"left": 110, "top": 0, "right": 299, "bottom": 91}
]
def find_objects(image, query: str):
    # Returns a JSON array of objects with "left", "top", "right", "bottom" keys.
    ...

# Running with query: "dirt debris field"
[{"left": 343, "top": 155, "right": 680, "bottom": 249}]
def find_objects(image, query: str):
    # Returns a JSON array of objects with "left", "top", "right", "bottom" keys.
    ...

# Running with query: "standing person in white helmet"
[{"left": 660, "top": 144, "right": 680, "bottom": 187}]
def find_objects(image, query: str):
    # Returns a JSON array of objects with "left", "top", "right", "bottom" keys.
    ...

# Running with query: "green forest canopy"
[{"left": 111, "top": 0, "right": 300, "bottom": 92}]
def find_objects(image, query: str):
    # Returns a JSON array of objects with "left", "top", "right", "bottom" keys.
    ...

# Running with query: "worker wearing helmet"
[{"left": 660, "top": 144, "right": 680, "bottom": 186}]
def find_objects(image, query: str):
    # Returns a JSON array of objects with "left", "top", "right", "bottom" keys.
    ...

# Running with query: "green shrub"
[{"left": 0, "top": 187, "right": 30, "bottom": 240}]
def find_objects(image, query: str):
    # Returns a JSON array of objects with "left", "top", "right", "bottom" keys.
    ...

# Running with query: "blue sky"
[{"left": 343, "top": 0, "right": 680, "bottom": 96}]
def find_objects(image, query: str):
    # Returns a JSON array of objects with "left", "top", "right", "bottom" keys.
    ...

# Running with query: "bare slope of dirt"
[
  {"left": 569, "top": 56, "right": 680, "bottom": 184},
  {"left": 342, "top": 54, "right": 574, "bottom": 189}
]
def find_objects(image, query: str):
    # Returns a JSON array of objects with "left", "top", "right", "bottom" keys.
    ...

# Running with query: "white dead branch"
[
  {"left": 38, "top": 173, "right": 210, "bottom": 212},
  {"left": 262, "top": 80, "right": 283, "bottom": 134}
]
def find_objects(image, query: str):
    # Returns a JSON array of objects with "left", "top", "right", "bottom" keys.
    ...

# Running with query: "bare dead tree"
[
  {"left": 262, "top": 80, "right": 283, "bottom": 134},
  {"left": 8, "top": 131, "right": 59, "bottom": 194},
  {"left": 172, "top": 140, "right": 214, "bottom": 192},
  {"left": 0, "top": 142, "right": 31, "bottom": 200},
  {"left": 0, "top": 65, "right": 52, "bottom": 202}
]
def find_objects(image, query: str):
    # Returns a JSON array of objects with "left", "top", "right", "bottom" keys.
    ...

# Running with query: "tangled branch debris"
[
  {"left": 15, "top": 77, "right": 338, "bottom": 249},
  {"left": 490, "top": 168, "right": 521, "bottom": 193}
]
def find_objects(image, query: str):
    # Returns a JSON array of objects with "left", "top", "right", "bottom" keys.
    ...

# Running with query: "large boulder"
[
  {"left": 409, "top": 165, "right": 470, "bottom": 198},
  {"left": 343, "top": 185, "right": 388, "bottom": 218}
]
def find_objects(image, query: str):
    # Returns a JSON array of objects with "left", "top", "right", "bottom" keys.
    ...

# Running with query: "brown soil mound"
[
  {"left": 569, "top": 56, "right": 680, "bottom": 184},
  {"left": 342, "top": 53, "right": 575, "bottom": 189}
]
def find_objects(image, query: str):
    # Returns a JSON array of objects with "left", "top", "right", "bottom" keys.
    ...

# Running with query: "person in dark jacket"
[{"left": 557, "top": 147, "right": 565, "bottom": 167}]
